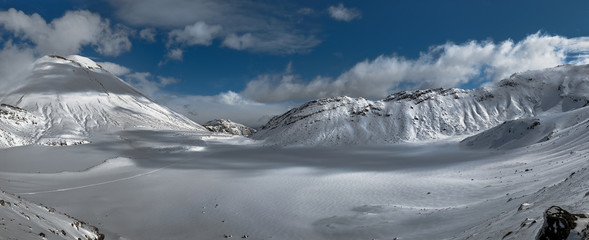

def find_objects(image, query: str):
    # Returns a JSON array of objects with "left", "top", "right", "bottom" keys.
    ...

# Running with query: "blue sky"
[{"left": 1, "top": 0, "right": 589, "bottom": 126}]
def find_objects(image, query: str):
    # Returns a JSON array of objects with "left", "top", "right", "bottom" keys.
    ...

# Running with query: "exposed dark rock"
[
  {"left": 537, "top": 206, "right": 589, "bottom": 240},
  {"left": 527, "top": 121, "right": 541, "bottom": 130},
  {"left": 383, "top": 88, "right": 466, "bottom": 103}
]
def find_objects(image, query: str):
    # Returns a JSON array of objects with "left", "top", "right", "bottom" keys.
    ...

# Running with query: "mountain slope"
[
  {"left": 253, "top": 64, "right": 589, "bottom": 145},
  {"left": 461, "top": 105, "right": 589, "bottom": 149},
  {"left": 0, "top": 55, "right": 206, "bottom": 148},
  {"left": 0, "top": 188, "right": 104, "bottom": 240}
]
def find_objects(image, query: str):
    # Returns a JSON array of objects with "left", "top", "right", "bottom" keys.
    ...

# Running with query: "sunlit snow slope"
[
  {"left": 0, "top": 55, "right": 206, "bottom": 148},
  {"left": 253, "top": 64, "right": 589, "bottom": 145},
  {"left": 0, "top": 188, "right": 104, "bottom": 240}
]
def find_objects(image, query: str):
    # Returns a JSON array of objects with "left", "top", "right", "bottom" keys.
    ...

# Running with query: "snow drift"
[
  {"left": 0, "top": 55, "right": 206, "bottom": 148},
  {"left": 253, "top": 64, "right": 589, "bottom": 145}
]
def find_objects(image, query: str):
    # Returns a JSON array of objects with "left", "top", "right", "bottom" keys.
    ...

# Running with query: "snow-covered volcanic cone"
[{"left": 0, "top": 55, "right": 206, "bottom": 147}]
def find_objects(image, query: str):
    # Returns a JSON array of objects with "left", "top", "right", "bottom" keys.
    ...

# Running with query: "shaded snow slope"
[
  {"left": 203, "top": 119, "right": 256, "bottom": 136},
  {"left": 0, "top": 55, "right": 206, "bottom": 148},
  {"left": 0, "top": 188, "right": 104, "bottom": 240},
  {"left": 451, "top": 127, "right": 589, "bottom": 240},
  {"left": 462, "top": 105, "right": 589, "bottom": 149},
  {"left": 253, "top": 64, "right": 589, "bottom": 145}
]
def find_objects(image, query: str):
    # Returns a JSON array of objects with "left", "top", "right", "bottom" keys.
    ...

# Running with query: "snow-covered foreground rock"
[
  {"left": 254, "top": 64, "right": 589, "bottom": 145},
  {"left": 0, "top": 55, "right": 206, "bottom": 148},
  {"left": 0, "top": 187, "right": 104, "bottom": 240}
]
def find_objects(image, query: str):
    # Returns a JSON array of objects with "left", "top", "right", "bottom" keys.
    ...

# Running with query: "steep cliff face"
[{"left": 253, "top": 64, "right": 589, "bottom": 145}]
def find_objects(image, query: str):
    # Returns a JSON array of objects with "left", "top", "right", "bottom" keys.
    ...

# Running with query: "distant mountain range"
[
  {"left": 252, "top": 64, "right": 589, "bottom": 146},
  {"left": 2, "top": 55, "right": 589, "bottom": 149}
]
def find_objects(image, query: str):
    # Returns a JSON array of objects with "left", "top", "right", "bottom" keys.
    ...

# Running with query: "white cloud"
[
  {"left": 157, "top": 76, "right": 180, "bottom": 86},
  {"left": 222, "top": 33, "right": 255, "bottom": 50},
  {"left": 167, "top": 21, "right": 222, "bottom": 47},
  {"left": 107, "top": 0, "right": 321, "bottom": 55},
  {"left": 96, "top": 61, "right": 131, "bottom": 76},
  {"left": 328, "top": 3, "right": 361, "bottom": 22},
  {"left": 163, "top": 21, "right": 222, "bottom": 60},
  {"left": 166, "top": 48, "right": 183, "bottom": 61},
  {"left": 124, "top": 72, "right": 158, "bottom": 97},
  {"left": 158, "top": 91, "right": 289, "bottom": 127},
  {"left": 119, "top": 67, "right": 288, "bottom": 126},
  {"left": 107, "top": 58, "right": 287, "bottom": 127},
  {"left": 120, "top": 69, "right": 287, "bottom": 127},
  {"left": 0, "top": 41, "right": 36, "bottom": 95},
  {"left": 297, "top": 8, "right": 315, "bottom": 15},
  {"left": 217, "top": 91, "right": 251, "bottom": 105},
  {"left": 241, "top": 33, "right": 589, "bottom": 102},
  {"left": 124, "top": 72, "right": 180, "bottom": 97},
  {"left": 94, "top": 24, "right": 133, "bottom": 56},
  {"left": 0, "top": 8, "right": 132, "bottom": 57},
  {"left": 139, "top": 28, "right": 157, "bottom": 42}
]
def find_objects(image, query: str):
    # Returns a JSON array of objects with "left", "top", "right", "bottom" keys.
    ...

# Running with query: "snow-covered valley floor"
[{"left": 1, "top": 129, "right": 589, "bottom": 240}]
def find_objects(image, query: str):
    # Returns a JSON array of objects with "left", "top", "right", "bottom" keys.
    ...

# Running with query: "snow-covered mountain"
[
  {"left": 461, "top": 103, "right": 589, "bottom": 150},
  {"left": 203, "top": 119, "right": 256, "bottom": 136},
  {"left": 253, "top": 64, "right": 589, "bottom": 145},
  {"left": 0, "top": 55, "right": 206, "bottom": 148}
]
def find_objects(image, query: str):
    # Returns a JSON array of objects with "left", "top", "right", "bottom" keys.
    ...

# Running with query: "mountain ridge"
[{"left": 253, "top": 64, "right": 589, "bottom": 145}]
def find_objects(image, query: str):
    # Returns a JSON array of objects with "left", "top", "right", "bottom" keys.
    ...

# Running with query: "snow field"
[{"left": 0, "top": 125, "right": 587, "bottom": 239}]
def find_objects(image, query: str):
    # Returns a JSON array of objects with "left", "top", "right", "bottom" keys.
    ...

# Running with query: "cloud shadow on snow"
[{"left": 95, "top": 130, "right": 497, "bottom": 173}]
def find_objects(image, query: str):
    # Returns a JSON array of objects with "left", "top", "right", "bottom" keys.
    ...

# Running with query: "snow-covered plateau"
[{"left": 2, "top": 56, "right": 589, "bottom": 239}]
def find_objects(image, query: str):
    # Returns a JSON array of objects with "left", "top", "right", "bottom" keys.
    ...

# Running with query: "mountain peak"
[
  {"left": 0, "top": 55, "right": 206, "bottom": 148},
  {"left": 7, "top": 54, "right": 141, "bottom": 97},
  {"left": 41, "top": 55, "right": 103, "bottom": 70}
]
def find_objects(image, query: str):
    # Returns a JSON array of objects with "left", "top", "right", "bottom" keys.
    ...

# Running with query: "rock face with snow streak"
[
  {"left": 253, "top": 64, "right": 589, "bottom": 145},
  {"left": 0, "top": 55, "right": 206, "bottom": 148},
  {"left": 203, "top": 119, "right": 256, "bottom": 136}
]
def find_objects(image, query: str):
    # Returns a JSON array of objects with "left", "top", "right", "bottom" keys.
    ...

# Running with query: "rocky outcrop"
[
  {"left": 537, "top": 206, "right": 589, "bottom": 240},
  {"left": 203, "top": 119, "right": 256, "bottom": 136}
]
